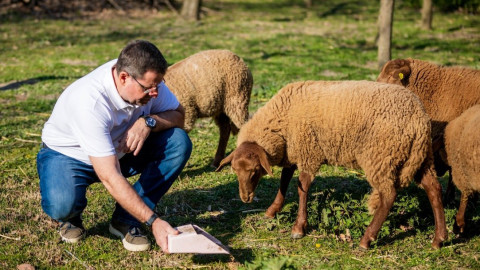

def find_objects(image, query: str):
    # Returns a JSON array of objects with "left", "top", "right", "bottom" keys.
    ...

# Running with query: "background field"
[{"left": 1, "top": 0, "right": 479, "bottom": 269}]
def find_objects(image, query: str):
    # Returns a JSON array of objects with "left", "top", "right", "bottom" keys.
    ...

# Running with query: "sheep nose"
[{"left": 240, "top": 192, "right": 254, "bottom": 203}]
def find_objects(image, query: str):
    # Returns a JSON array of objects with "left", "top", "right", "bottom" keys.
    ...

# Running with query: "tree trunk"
[
  {"left": 305, "top": 0, "right": 313, "bottom": 8},
  {"left": 377, "top": 0, "right": 394, "bottom": 70},
  {"left": 181, "top": 0, "right": 202, "bottom": 21},
  {"left": 421, "top": 0, "right": 433, "bottom": 30}
]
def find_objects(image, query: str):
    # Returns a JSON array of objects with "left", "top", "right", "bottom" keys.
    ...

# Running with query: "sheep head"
[
  {"left": 216, "top": 141, "right": 273, "bottom": 203},
  {"left": 377, "top": 58, "right": 412, "bottom": 87}
]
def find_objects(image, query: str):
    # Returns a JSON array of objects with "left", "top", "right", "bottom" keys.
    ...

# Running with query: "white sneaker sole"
[{"left": 109, "top": 224, "right": 150, "bottom": 252}]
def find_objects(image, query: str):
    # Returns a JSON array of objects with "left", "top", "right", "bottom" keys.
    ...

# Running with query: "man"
[{"left": 36, "top": 40, "right": 192, "bottom": 252}]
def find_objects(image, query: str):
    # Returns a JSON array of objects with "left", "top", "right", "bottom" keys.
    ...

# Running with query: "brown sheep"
[
  {"left": 444, "top": 105, "right": 480, "bottom": 234},
  {"left": 377, "top": 58, "right": 480, "bottom": 202},
  {"left": 165, "top": 50, "right": 253, "bottom": 167},
  {"left": 216, "top": 80, "right": 447, "bottom": 249}
]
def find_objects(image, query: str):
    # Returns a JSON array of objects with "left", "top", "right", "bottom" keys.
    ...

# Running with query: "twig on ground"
[
  {"left": 64, "top": 249, "right": 92, "bottom": 269},
  {"left": 25, "top": 132, "right": 41, "bottom": 137},
  {"left": 247, "top": 222, "right": 256, "bottom": 233},
  {"left": 18, "top": 166, "right": 29, "bottom": 178},
  {"left": 14, "top": 138, "right": 39, "bottom": 144},
  {"left": 0, "top": 234, "right": 21, "bottom": 241},
  {"left": 184, "top": 203, "right": 201, "bottom": 213},
  {"left": 250, "top": 237, "right": 280, "bottom": 242},
  {"left": 241, "top": 209, "right": 265, "bottom": 213}
]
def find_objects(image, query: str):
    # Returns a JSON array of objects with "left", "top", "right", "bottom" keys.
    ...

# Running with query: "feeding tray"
[{"left": 168, "top": 224, "right": 230, "bottom": 254}]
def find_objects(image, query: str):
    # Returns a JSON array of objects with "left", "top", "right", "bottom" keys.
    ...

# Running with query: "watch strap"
[
  {"left": 145, "top": 212, "right": 159, "bottom": 227},
  {"left": 142, "top": 115, "right": 156, "bottom": 128}
]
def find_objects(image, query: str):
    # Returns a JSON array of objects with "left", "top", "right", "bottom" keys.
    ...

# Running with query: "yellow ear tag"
[{"left": 398, "top": 73, "right": 404, "bottom": 80}]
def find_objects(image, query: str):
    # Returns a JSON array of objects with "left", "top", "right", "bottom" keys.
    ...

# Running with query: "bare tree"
[
  {"left": 377, "top": 0, "right": 395, "bottom": 70},
  {"left": 181, "top": 0, "right": 202, "bottom": 21},
  {"left": 421, "top": 0, "right": 433, "bottom": 30}
]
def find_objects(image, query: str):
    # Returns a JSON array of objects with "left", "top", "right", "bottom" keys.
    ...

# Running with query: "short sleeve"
[{"left": 149, "top": 82, "right": 180, "bottom": 113}]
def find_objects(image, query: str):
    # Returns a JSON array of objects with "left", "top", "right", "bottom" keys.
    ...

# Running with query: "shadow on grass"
[
  {"left": 0, "top": 75, "right": 71, "bottom": 91},
  {"left": 150, "top": 171, "right": 372, "bottom": 264},
  {"left": 81, "top": 166, "right": 478, "bottom": 265}
]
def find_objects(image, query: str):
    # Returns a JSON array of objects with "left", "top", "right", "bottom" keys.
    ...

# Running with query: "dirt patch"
[{"left": 0, "top": 0, "right": 179, "bottom": 19}]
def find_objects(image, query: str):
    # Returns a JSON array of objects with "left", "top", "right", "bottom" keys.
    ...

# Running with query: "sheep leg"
[
  {"left": 265, "top": 166, "right": 296, "bottom": 218},
  {"left": 453, "top": 192, "right": 469, "bottom": 235},
  {"left": 292, "top": 171, "right": 313, "bottom": 239},
  {"left": 359, "top": 188, "right": 397, "bottom": 249},
  {"left": 417, "top": 166, "right": 448, "bottom": 249},
  {"left": 444, "top": 170, "right": 456, "bottom": 204},
  {"left": 212, "top": 113, "right": 231, "bottom": 168}
]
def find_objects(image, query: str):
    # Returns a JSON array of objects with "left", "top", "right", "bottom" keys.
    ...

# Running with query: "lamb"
[
  {"left": 377, "top": 58, "right": 480, "bottom": 201},
  {"left": 164, "top": 49, "right": 253, "bottom": 167},
  {"left": 216, "top": 80, "right": 447, "bottom": 249},
  {"left": 444, "top": 105, "right": 480, "bottom": 234}
]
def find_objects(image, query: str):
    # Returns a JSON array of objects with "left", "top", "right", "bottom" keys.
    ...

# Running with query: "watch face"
[{"left": 145, "top": 117, "right": 156, "bottom": 128}]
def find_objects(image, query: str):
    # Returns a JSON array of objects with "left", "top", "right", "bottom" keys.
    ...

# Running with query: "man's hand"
[
  {"left": 117, "top": 118, "right": 150, "bottom": 156},
  {"left": 151, "top": 218, "right": 180, "bottom": 253}
]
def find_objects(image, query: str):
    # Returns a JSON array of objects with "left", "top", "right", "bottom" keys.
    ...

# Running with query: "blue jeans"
[{"left": 37, "top": 128, "right": 192, "bottom": 227}]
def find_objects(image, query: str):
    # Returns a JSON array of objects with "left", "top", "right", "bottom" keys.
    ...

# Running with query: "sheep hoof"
[
  {"left": 358, "top": 244, "right": 369, "bottom": 251},
  {"left": 431, "top": 241, "right": 442, "bottom": 250},
  {"left": 453, "top": 222, "right": 464, "bottom": 235},
  {"left": 359, "top": 237, "right": 371, "bottom": 250},
  {"left": 291, "top": 232, "right": 304, "bottom": 239},
  {"left": 264, "top": 213, "right": 275, "bottom": 219}
]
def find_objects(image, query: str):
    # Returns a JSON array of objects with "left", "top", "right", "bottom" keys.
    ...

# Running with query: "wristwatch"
[
  {"left": 145, "top": 212, "right": 159, "bottom": 227},
  {"left": 142, "top": 115, "right": 156, "bottom": 128}
]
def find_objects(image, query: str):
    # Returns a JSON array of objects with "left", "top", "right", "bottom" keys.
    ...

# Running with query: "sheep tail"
[
  {"left": 225, "top": 67, "right": 253, "bottom": 131},
  {"left": 399, "top": 128, "right": 431, "bottom": 188}
]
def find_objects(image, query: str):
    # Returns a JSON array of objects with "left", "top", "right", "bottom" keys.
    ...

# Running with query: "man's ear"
[
  {"left": 215, "top": 151, "right": 235, "bottom": 172},
  {"left": 118, "top": 70, "right": 129, "bottom": 85}
]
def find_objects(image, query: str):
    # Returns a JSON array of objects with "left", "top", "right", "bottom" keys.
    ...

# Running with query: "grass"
[{"left": 1, "top": 0, "right": 480, "bottom": 269}]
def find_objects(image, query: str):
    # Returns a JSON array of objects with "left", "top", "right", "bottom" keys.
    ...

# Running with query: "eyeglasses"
[{"left": 131, "top": 75, "right": 158, "bottom": 94}]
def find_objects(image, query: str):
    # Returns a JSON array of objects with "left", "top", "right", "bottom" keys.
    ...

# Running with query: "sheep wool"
[
  {"left": 220, "top": 80, "right": 447, "bottom": 249},
  {"left": 165, "top": 49, "right": 253, "bottom": 166},
  {"left": 377, "top": 58, "right": 480, "bottom": 202},
  {"left": 377, "top": 59, "right": 480, "bottom": 137},
  {"left": 238, "top": 80, "right": 431, "bottom": 192},
  {"left": 445, "top": 105, "right": 480, "bottom": 233}
]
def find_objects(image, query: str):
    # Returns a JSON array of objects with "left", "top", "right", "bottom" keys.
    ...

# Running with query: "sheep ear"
[
  {"left": 215, "top": 151, "right": 235, "bottom": 172},
  {"left": 392, "top": 59, "right": 411, "bottom": 82},
  {"left": 258, "top": 148, "right": 273, "bottom": 177}
]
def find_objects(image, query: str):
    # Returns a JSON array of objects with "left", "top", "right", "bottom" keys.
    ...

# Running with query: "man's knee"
[
  {"left": 41, "top": 193, "right": 84, "bottom": 221},
  {"left": 170, "top": 128, "right": 193, "bottom": 158}
]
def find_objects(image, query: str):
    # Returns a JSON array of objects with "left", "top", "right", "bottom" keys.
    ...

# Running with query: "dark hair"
[{"left": 116, "top": 40, "right": 168, "bottom": 78}]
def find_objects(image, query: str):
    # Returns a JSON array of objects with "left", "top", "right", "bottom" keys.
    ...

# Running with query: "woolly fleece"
[
  {"left": 237, "top": 80, "right": 433, "bottom": 212},
  {"left": 165, "top": 49, "right": 253, "bottom": 132},
  {"left": 445, "top": 105, "right": 480, "bottom": 195}
]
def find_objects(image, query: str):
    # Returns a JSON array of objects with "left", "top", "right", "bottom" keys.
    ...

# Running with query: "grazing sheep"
[
  {"left": 165, "top": 49, "right": 253, "bottom": 167},
  {"left": 216, "top": 80, "right": 447, "bottom": 249},
  {"left": 377, "top": 58, "right": 480, "bottom": 201},
  {"left": 444, "top": 105, "right": 480, "bottom": 234}
]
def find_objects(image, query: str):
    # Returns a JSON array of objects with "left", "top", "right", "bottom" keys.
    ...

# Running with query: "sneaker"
[
  {"left": 109, "top": 219, "right": 150, "bottom": 251},
  {"left": 59, "top": 221, "right": 85, "bottom": 243}
]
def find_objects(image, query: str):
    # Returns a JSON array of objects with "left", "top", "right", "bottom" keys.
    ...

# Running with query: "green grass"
[{"left": 1, "top": 0, "right": 480, "bottom": 269}]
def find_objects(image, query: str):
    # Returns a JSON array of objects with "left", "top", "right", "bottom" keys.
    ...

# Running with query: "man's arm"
[
  {"left": 90, "top": 154, "right": 178, "bottom": 252},
  {"left": 118, "top": 104, "right": 186, "bottom": 156},
  {"left": 150, "top": 103, "right": 185, "bottom": 131}
]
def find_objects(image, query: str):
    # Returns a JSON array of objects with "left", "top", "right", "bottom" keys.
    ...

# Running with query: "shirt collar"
[{"left": 103, "top": 59, "right": 138, "bottom": 111}]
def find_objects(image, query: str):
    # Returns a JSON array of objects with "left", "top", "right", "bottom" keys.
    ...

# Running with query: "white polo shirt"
[{"left": 41, "top": 59, "right": 180, "bottom": 165}]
